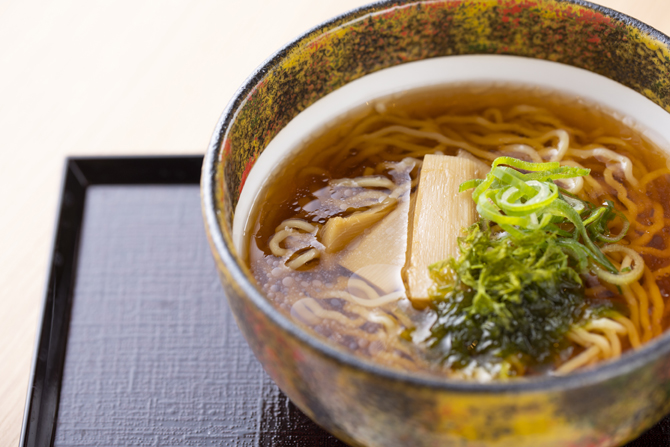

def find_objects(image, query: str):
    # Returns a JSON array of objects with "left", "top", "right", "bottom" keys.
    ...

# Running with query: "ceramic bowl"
[{"left": 202, "top": 1, "right": 670, "bottom": 446}]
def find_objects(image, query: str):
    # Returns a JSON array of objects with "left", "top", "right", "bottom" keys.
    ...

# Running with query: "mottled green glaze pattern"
[{"left": 204, "top": 1, "right": 670, "bottom": 446}]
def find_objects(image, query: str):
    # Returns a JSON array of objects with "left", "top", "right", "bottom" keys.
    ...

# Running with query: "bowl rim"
[{"left": 202, "top": 0, "right": 670, "bottom": 393}]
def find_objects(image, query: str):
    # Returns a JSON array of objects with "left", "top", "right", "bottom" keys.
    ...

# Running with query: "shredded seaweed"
[
  {"left": 421, "top": 157, "right": 632, "bottom": 376},
  {"left": 426, "top": 223, "right": 584, "bottom": 372}
]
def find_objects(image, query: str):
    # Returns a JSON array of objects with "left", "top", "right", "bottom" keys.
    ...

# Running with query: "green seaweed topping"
[
  {"left": 426, "top": 223, "right": 584, "bottom": 371},
  {"left": 421, "top": 157, "right": 632, "bottom": 376}
]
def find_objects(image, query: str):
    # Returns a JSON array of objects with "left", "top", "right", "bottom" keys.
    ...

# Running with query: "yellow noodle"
[
  {"left": 373, "top": 125, "right": 498, "bottom": 160},
  {"left": 381, "top": 113, "right": 446, "bottom": 130},
  {"left": 484, "top": 108, "right": 503, "bottom": 124},
  {"left": 506, "top": 104, "right": 545, "bottom": 118},
  {"left": 366, "top": 137, "right": 439, "bottom": 154},
  {"left": 268, "top": 229, "right": 292, "bottom": 257},
  {"left": 603, "top": 329, "right": 621, "bottom": 358},
  {"left": 536, "top": 129, "right": 570, "bottom": 162},
  {"left": 584, "top": 318, "right": 626, "bottom": 334},
  {"left": 603, "top": 168, "right": 639, "bottom": 220},
  {"left": 644, "top": 268, "right": 665, "bottom": 337},
  {"left": 292, "top": 298, "right": 363, "bottom": 327},
  {"left": 460, "top": 131, "right": 545, "bottom": 150},
  {"left": 438, "top": 125, "right": 470, "bottom": 145},
  {"left": 435, "top": 115, "right": 543, "bottom": 137},
  {"left": 286, "top": 249, "right": 320, "bottom": 269},
  {"left": 339, "top": 144, "right": 390, "bottom": 169},
  {"left": 583, "top": 143, "right": 650, "bottom": 178},
  {"left": 613, "top": 315, "right": 641, "bottom": 348},
  {"left": 316, "top": 115, "right": 407, "bottom": 167},
  {"left": 362, "top": 309, "right": 398, "bottom": 333},
  {"left": 569, "top": 328, "right": 611, "bottom": 358},
  {"left": 397, "top": 149, "right": 443, "bottom": 160},
  {"left": 555, "top": 345, "right": 601, "bottom": 375},
  {"left": 276, "top": 219, "right": 317, "bottom": 233},
  {"left": 536, "top": 120, "right": 583, "bottom": 138},
  {"left": 635, "top": 244, "right": 670, "bottom": 257},
  {"left": 593, "top": 136, "right": 634, "bottom": 151},
  {"left": 347, "top": 278, "right": 382, "bottom": 300},
  {"left": 582, "top": 319, "right": 624, "bottom": 359},
  {"left": 570, "top": 148, "right": 639, "bottom": 186},
  {"left": 620, "top": 284, "right": 641, "bottom": 336},
  {"left": 562, "top": 159, "right": 603, "bottom": 193},
  {"left": 556, "top": 173, "right": 584, "bottom": 194},
  {"left": 311, "top": 114, "right": 388, "bottom": 165},
  {"left": 319, "top": 290, "right": 404, "bottom": 308},
  {"left": 629, "top": 281, "right": 653, "bottom": 343},
  {"left": 630, "top": 202, "right": 665, "bottom": 248},
  {"left": 500, "top": 144, "right": 544, "bottom": 163},
  {"left": 332, "top": 176, "right": 396, "bottom": 189},
  {"left": 640, "top": 167, "right": 670, "bottom": 190},
  {"left": 653, "top": 264, "right": 670, "bottom": 279},
  {"left": 566, "top": 330, "right": 589, "bottom": 347}
]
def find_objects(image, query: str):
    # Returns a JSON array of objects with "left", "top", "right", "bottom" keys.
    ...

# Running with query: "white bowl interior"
[{"left": 233, "top": 54, "right": 670, "bottom": 254}]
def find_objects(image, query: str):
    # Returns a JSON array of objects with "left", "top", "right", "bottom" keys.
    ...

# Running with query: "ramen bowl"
[{"left": 202, "top": 1, "right": 670, "bottom": 446}]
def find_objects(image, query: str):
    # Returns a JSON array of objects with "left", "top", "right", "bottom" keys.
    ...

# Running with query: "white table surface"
[{"left": 1, "top": 1, "right": 669, "bottom": 446}]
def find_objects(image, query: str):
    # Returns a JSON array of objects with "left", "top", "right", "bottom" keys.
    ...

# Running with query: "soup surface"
[{"left": 245, "top": 84, "right": 670, "bottom": 380}]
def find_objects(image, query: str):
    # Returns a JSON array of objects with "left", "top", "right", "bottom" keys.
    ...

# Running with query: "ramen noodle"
[{"left": 244, "top": 84, "right": 670, "bottom": 380}]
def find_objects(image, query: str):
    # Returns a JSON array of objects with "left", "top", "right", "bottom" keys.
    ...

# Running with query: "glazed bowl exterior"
[{"left": 202, "top": 1, "right": 670, "bottom": 446}]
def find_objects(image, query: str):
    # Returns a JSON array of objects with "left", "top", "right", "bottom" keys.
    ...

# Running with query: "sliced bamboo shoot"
[
  {"left": 339, "top": 194, "right": 413, "bottom": 293},
  {"left": 404, "top": 154, "right": 486, "bottom": 304},
  {"left": 321, "top": 199, "right": 397, "bottom": 253}
]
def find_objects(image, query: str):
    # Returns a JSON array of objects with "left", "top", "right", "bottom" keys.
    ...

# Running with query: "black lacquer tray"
[{"left": 19, "top": 156, "right": 670, "bottom": 446}]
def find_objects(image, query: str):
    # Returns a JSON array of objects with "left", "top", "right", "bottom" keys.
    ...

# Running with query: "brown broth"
[{"left": 245, "top": 83, "right": 670, "bottom": 378}]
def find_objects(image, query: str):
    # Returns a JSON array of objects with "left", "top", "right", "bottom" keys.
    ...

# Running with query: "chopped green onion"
[
  {"left": 491, "top": 156, "right": 561, "bottom": 171},
  {"left": 459, "top": 157, "right": 625, "bottom": 274},
  {"left": 423, "top": 156, "right": 638, "bottom": 377}
]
